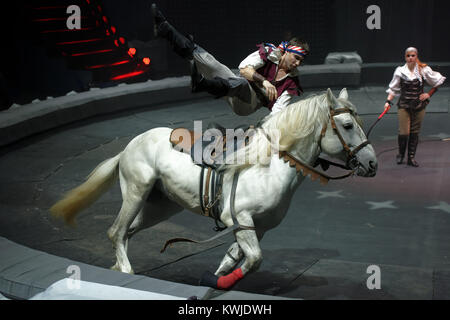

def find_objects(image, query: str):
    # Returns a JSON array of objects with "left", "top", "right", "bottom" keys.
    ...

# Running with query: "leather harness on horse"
[{"left": 161, "top": 105, "right": 370, "bottom": 252}]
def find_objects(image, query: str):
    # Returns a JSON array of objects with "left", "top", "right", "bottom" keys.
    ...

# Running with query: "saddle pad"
[{"left": 170, "top": 127, "right": 253, "bottom": 169}]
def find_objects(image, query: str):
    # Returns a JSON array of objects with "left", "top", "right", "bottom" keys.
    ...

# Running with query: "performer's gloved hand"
[{"left": 263, "top": 80, "right": 278, "bottom": 102}]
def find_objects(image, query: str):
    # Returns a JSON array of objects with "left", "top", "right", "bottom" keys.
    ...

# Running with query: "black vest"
[{"left": 398, "top": 76, "right": 429, "bottom": 111}]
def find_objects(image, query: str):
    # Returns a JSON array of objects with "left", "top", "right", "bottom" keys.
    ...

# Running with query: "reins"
[
  {"left": 161, "top": 103, "right": 371, "bottom": 252},
  {"left": 261, "top": 104, "right": 371, "bottom": 184},
  {"left": 279, "top": 151, "right": 355, "bottom": 186}
]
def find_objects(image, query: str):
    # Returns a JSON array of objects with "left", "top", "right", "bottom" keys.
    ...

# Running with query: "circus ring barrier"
[{"left": 1, "top": 60, "right": 448, "bottom": 299}]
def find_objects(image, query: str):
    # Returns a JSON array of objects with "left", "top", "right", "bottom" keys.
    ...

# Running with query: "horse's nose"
[{"left": 369, "top": 161, "right": 377, "bottom": 172}]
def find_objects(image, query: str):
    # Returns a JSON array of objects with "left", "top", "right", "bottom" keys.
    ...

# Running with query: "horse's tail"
[{"left": 50, "top": 153, "right": 122, "bottom": 226}]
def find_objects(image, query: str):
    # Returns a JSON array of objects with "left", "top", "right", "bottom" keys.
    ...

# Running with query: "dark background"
[
  {"left": 103, "top": 0, "right": 450, "bottom": 64},
  {"left": 1, "top": 0, "right": 449, "bottom": 106}
]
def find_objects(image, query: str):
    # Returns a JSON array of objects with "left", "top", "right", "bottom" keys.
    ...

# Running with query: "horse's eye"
[{"left": 343, "top": 123, "right": 354, "bottom": 130}]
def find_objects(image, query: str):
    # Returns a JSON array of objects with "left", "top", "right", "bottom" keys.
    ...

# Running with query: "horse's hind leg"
[
  {"left": 108, "top": 198, "right": 148, "bottom": 274},
  {"left": 127, "top": 187, "right": 183, "bottom": 240},
  {"left": 107, "top": 170, "right": 156, "bottom": 274}
]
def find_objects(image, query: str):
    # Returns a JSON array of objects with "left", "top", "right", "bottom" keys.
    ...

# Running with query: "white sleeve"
[
  {"left": 238, "top": 49, "right": 266, "bottom": 70},
  {"left": 386, "top": 67, "right": 402, "bottom": 96},
  {"left": 422, "top": 66, "right": 446, "bottom": 88},
  {"left": 271, "top": 91, "right": 293, "bottom": 114}
]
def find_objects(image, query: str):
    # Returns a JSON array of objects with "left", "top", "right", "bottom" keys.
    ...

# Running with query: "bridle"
[
  {"left": 263, "top": 105, "right": 371, "bottom": 183},
  {"left": 319, "top": 105, "right": 371, "bottom": 170},
  {"left": 160, "top": 104, "right": 373, "bottom": 252}
]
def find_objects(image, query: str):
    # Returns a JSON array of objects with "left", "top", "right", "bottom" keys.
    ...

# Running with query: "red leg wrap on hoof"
[{"left": 217, "top": 268, "right": 244, "bottom": 290}]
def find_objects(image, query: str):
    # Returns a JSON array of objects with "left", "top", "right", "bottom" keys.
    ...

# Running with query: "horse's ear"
[
  {"left": 326, "top": 88, "right": 336, "bottom": 106},
  {"left": 338, "top": 88, "right": 348, "bottom": 100}
]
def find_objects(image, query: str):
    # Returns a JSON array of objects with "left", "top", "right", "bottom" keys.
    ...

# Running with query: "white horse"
[{"left": 50, "top": 88, "right": 377, "bottom": 290}]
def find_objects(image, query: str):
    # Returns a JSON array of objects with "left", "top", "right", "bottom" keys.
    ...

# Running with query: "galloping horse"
[{"left": 50, "top": 88, "right": 377, "bottom": 290}]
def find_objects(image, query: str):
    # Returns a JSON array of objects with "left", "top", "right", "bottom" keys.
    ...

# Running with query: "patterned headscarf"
[{"left": 266, "top": 42, "right": 307, "bottom": 57}]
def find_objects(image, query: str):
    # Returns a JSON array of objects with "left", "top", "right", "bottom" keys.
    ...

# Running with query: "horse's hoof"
[
  {"left": 110, "top": 264, "right": 120, "bottom": 271},
  {"left": 110, "top": 264, "right": 134, "bottom": 274},
  {"left": 199, "top": 271, "right": 219, "bottom": 289}
]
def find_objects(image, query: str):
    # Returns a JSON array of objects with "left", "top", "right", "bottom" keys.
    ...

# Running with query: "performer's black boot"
[
  {"left": 190, "top": 61, "right": 230, "bottom": 98},
  {"left": 396, "top": 134, "right": 408, "bottom": 164},
  {"left": 151, "top": 3, "right": 195, "bottom": 59},
  {"left": 407, "top": 133, "right": 419, "bottom": 167}
]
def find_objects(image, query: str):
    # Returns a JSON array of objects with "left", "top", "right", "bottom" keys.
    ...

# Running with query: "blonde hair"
[
  {"left": 405, "top": 47, "right": 427, "bottom": 70},
  {"left": 223, "top": 93, "right": 332, "bottom": 174}
]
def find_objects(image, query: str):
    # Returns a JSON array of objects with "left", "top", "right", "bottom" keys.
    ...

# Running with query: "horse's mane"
[{"left": 223, "top": 92, "right": 335, "bottom": 174}]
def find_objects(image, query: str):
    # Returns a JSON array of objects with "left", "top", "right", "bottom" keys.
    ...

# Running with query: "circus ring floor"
[{"left": 1, "top": 85, "right": 449, "bottom": 300}]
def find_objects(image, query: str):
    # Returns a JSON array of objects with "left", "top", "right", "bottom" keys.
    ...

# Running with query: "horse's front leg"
[
  {"left": 200, "top": 216, "right": 262, "bottom": 290},
  {"left": 214, "top": 242, "right": 244, "bottom": 277}
]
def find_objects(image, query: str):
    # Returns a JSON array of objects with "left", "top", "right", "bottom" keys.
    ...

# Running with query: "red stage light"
[
  {"left": 71, "top": 49, "right": 114, "bottom": 57},
  {"left": 110, "top": 70, "right": 146, "bottom": 81},
  {"left": 40, "top": 28, "right": 92, "bottom": 33},
  {"left": 119, "top": 37, "right": 125, "bottom": 44},
  {"left": 143, "top": 57, "right": 151, "bottom": 65},
  {"left": 106, "top": 30, "right": 110, "bottom": 36},
  {"left": 102, "top": 16, "right": 108, "bottom": 23},
  {"left": 114, "top": 39, "right": 119, "bottom": 47},
  {"left": 34, "top": 17, "right": 86, "bottom": 22},
  {"left": 57, "top": 38, "right": 103, "bottom": 45},
  {"left": 86, "top": 60, "right": 130, "bottom": 69},
  {"left": 111, "top": 26, "right": 116, "bottom": 34},
  {"left": 34, "top": 6, "right": 66, "bottom": 10},
  {"left": 128, "top": 48, "right": 136, "bottom": 57}
]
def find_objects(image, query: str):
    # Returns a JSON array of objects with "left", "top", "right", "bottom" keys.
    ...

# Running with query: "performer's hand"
[
  {"left": 419, "top": 93, "right": 430, "bottom": 101},
  {"left": 384, "top": 102, "right": 391, "bottom": 112},
  {"left": 263, "top": 80, "right": 278, "bottom": 102}
]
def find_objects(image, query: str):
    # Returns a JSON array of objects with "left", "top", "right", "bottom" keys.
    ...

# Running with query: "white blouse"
[
  {"left": 238, "top": 47, "right": 299, "bottom": 114},
  {"left": 238, "top": 46, "right": 300, "bottom": 77},
  {"left": 386, "top": 64, "right": 446, "bottom": 96}
]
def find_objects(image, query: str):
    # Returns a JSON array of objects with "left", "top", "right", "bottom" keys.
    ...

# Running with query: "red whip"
[{"left": 366, "top": 105, "right": 391, "bottom": 138}]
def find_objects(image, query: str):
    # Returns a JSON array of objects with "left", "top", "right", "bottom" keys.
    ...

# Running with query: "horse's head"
[{"left": 319, "top": 88, "right": 377, "bottom": 177}]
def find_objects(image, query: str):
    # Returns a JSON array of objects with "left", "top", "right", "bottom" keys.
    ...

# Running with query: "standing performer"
[
  {"left": 384, "top": 47, "right": 446, "bottom": 167},
  {"left": 151, "top": 4, "right": 309, "bottom": 116}
]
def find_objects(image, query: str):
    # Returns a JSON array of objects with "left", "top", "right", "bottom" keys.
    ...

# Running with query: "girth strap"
[
  {"left": 203, "top": 167, "right": 213, "bottom": 214},
  {"left": 199, "top": 167, "right": 206, "bottom": 214},
  {"left": 160, "top": 171, "right": 255, "bottom": 253}
]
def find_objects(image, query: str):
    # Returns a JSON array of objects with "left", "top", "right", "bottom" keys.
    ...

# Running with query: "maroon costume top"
[{"left": 255, "top": 44, "right": 303, "bottom": 110}]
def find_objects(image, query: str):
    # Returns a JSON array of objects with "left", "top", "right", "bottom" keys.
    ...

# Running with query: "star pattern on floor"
[
  {"left": 426, "top": 202, "right": 450, "bottom": 214},
  {"left": 316, "top": 190, "right": 345, "bottom": 199},
  {"left": 311, "top": 190, "right": 449, "bottom": 214},
  {"left": 366, "top": 200, "right": 398, "bottom": 210}
]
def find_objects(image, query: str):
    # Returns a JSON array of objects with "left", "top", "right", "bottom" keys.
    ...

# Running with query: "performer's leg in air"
[{"left": 151, "top": 4, "right": 259, "bottom": 116}]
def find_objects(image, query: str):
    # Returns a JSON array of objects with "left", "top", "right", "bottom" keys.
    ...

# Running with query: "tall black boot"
[
  {"left": 190, "top": 61, "right": 230, "bottom": 98},
  {"left": 407, "top": 133, "right": 419, "bottom": 167},
  {"left": 151, "top": 4, "right": 195, "bottom": 59},
  {"left": 396, "top": 134, "right": 408, "bottom": 164}
]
